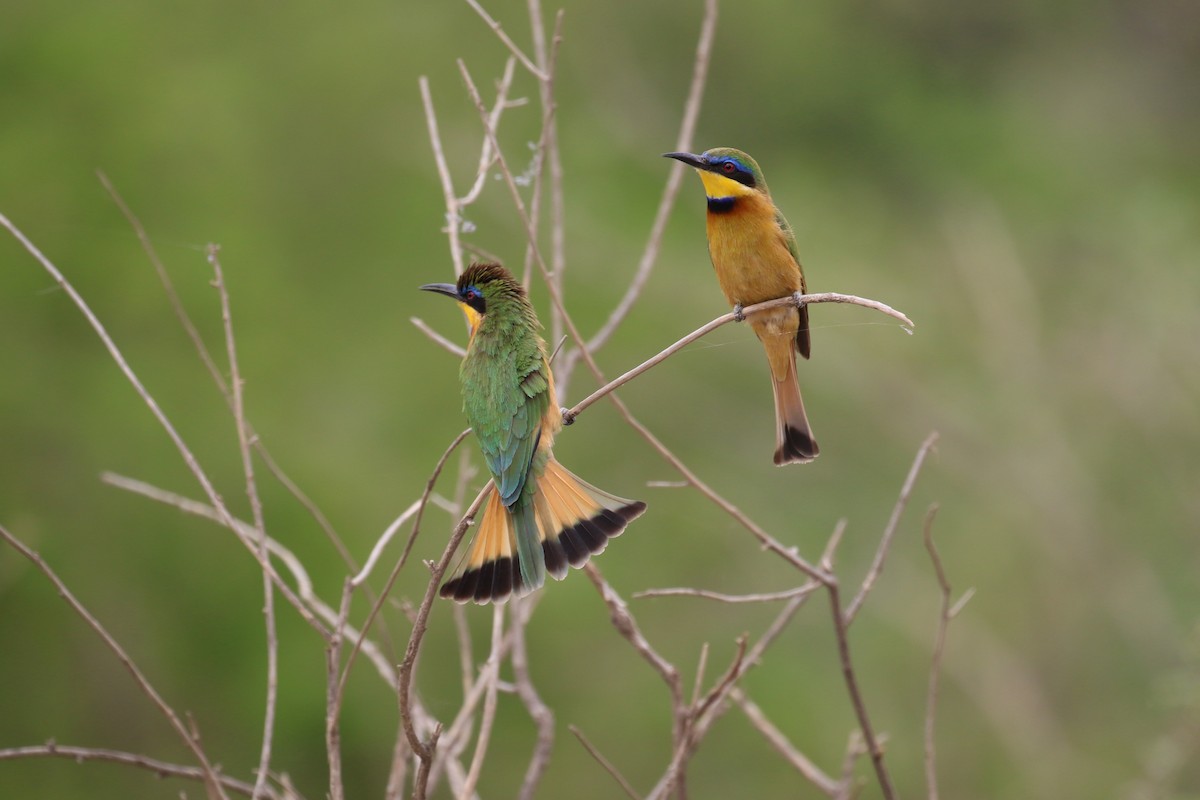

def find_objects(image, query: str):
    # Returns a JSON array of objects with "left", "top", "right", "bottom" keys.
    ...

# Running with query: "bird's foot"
[
  {"left": 732, "top": 303, "right": 746, "bottom": 322},
  {"left": 792, "top": 291, "right": 807, "bottom": 309},
  {"left": 561, "top": 407, "right": 577, "bottom": 426}
]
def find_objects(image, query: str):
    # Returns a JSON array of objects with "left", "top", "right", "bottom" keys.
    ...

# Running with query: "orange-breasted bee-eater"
[
  {"left": 421, "top": 262, "right": 646, "bottom": 603},
  {"left": 664, "top": 147, "right": 819, "bottom": 465}
]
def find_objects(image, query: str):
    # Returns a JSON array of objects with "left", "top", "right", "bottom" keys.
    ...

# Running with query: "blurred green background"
[{"left": 2, "top": 0, "right": 1198, "bottom": 797}]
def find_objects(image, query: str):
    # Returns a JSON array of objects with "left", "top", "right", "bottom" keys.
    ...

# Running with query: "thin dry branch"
[
  {"left": 566, "top": 0, "right": 718, "bottom": 395},
  {"left": 845, "top": 430, "right": 940, "bottom": 624},
  {"left": 0, "top": 212, "right": 329, "bottom": 639},
  {"left": 0, "top": 524, "right": 230, "bottom": 800},
  {"left": 645, "top": 580, "right": 825, "bottom": 798},
  {"left": 465, "top": 0, "right": 546, "bottom": 79},
  {"left": 399, "top": 482, "right": 491, "bottom": 793},
  {"left": 411, "top": 317, "right": 468, "bottom": 358},
  {"left": 460, "top": 57, "right": 519, "bottom": 208},
  {"left": 836, "top": 732, "right": 868, "bottom": 800},
  {"left": 584, "top": 564, "right": 681, "bottom": 700},
  {"left": 100, "top": 473, "right": 403, "bottom": 688},
  {"left": 525, "top": 2, "right": 566, "bottom": 342},
  {"left": 731, "top": 688, "right": 839, "bottom": 796},
  {"left": 566, "top": 292, "right": 913, "bottom": 424},
  {"left": 923, "top": 504, "right": 972, "bottom": 800},
  {"left": 99, "top": 174, "right": 359, "bottom": 575},
  {"left": 351, "top": 498, "right": 431, "bottom": 589},
  {"left": 0, "top": 744, "right": 290, "bottom": 800},
  {"left": 457, "top": 606, "right": 506, "bottom": 800},
  {"left": 97, "top": 171, "right": 225, "bottom": 393},
  {"left": 340, "top": 428, "right": 471, "bottom": 708},
  {"left": 826, "top": 575, "right": 895, "bottom": 799},
  {"left": 568, "top": 726, "right": 641, "bottom": 800},
  {"left": 510, "top": 598, "right": 555, "bottom": 800},
  {"left": 326, "top": 582, "right": 353, "bottom": 800},
  {"left": 209, "top": 244, "right": 278, "bottom": 800},
  {"left": 634, "top": 584, "right": 819, "bottom": 604}
]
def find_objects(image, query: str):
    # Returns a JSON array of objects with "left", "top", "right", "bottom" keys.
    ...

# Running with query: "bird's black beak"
[
  {"left": 663, "top": 151, "right": 709, "bottom": 170},
  {"left": 419, "top": 282, "right": 459, "bottom": 300}
]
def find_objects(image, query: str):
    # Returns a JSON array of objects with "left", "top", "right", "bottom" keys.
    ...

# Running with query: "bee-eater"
[
  {"left": 421, "top": 262, "right": 647, "bottom": 603},
  {"left": 664, "top": 147, "right": 818, "bottom": 465}
]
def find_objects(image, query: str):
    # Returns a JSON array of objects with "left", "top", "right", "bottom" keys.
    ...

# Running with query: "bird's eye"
[{"left": 721, "top": 161, "right": 737, "bottom": 174}]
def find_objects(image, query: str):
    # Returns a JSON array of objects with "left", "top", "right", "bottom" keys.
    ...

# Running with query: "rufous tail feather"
[
  {"left": 440, "top": 488, "right": 522, "bottom": 604},
  {"left": 440, "top": 459, "right": 646, "bottom": 604},
  {"left": 771, "top": 350, "right": 819, "bottom": 466}
]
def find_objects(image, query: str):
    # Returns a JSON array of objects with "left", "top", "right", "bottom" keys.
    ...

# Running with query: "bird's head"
[
  {"left": 663, "top": 147, "right": 768, "bottom": 202},
  {"left": 420, "top": 262, "right": 524, "bottom": 333}
]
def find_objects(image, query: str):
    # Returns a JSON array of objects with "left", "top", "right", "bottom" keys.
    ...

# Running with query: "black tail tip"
[
  {"left": 441, "top": 501, "right": 648, "bottom": 605},
  {"left": 774, "top": 426, "right": 819, "bottom": 466},
  {"left": 439, "top": 556, "right": 525, "bottom": 605},
  {"left": 542, "top": 500, "right": 647, "bottom": 578}
]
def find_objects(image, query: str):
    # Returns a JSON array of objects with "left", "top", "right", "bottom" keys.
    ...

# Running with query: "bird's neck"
[{"left": 467, "top": 301, "right": 541, "bottom": 357}]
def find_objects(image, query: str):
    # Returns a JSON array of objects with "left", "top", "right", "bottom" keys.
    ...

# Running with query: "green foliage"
[{"left": 2, "top": 0, "right": 1198, "bottom": 798}]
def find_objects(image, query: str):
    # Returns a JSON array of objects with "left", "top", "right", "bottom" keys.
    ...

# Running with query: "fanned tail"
[
  {"left": 534, "top": 458, "right": 646, "bottom": 580},
  {"left": 439, "top": 459, "right": 646, "bottom": 604}
]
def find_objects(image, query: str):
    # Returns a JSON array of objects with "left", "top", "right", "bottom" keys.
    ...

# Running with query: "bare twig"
[
  {"left": 567, "top": 292, "right": 915, "bottom": 424},
  {"left": 99, "top": 174, "right": 358, "bottom": 574},
  {"left": 686, "top": 590, "right": 816, "bottom": 748},
  {"left": 0, "top": 744, "right": 290, "bottom": 800},
  {"left": 458, "top": 606, "right": 506, "bottom": 800},
  {"left": 464, "top": 0, "right": 546, "bottom": 80},
  {"left": 399, "top": 484, "right": 491, "bottom": 787},
  {"left": 351, "top": 498, "right": 429, "bottom": 589},
  {"left": 0, "top": 212, "right": 328, "bottom": 639},
  {"left": 565, "top": 0, "right": 718, "bottom": 396},
  {"left": 326, "top": 582, "right": 353, "bottom": 800},
  {"left": 208, "top": 244, "right": 278, "bottom": 800},
  {"left": 100, "top": 473, "right": 402, "bottom": 688},
  {"left": 411, "top": 317, "right": 468, "bottom": 358},
  {"left": 827, "top": 578, "right": 894, "bottom": 798},
  {"left": 0, "top": 524, "right": 230, "bottom": 800},
  {"left": 460, "top": 57, "right": 519, "bottom": 208},
  {"left": 569, "top": 725, "right": 641, "bottom": 800},
  {"left": 731, "top": 688, "right": 839, "bottom": 796},
  {"left": 510, "top": 597, "right": 555, "bottom": 800},
  {"left": 634, "top": 584, "right": 820, "bottom": 604},
  {"left": 923, "top": 504, "right": 972, "bottom": 800},
  {"left": 845, "top": 430, "right": 940, "bottom": 624},
  {"left": 337, "top": 428, "right": 474, "bottom": 745},
  {"left": 820, "top": 519, "right": 850, "bottom": 573},
  {"left": 836, "top": 732, "right": 868, "bottom": 800},
  {"left": 527, "top": 3, "right": 566, "bottom": 343},
  {"left": 97, "top": 171, "right": 225, "bottom": 392},
  {"left": 584, "top": 564, "right": 681, "bottom": 700},
  {"left": 419, "top": 76, "right": 466, "bottom": 277}
]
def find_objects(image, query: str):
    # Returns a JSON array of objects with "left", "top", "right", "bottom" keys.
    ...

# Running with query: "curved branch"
[
  {"left": 578, "top": 0, "right": 718, "bottom": 357},
  {"left": 564, "top": 291, "right": 914, "bottom": 423},
  {"left": 0, "top": 525, "right": 230, "bottom": 800},
  {"left": 0, "top": 744, "right": 289, "bottom": 800},
  {"left": 398, "top": 483, "right": 491, "bottom": 778}
]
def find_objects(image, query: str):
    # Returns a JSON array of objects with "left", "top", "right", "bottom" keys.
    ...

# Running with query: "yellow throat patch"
[{"left": 698, "top": 170, "right": 757, "bottom": 200}]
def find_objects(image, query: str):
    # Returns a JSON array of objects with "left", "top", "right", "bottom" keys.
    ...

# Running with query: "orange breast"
[{"left": 704, "top": 194, "right": 803, "bottom": 306}]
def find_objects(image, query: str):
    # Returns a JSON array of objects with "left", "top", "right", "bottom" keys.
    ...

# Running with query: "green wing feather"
[
  {"left": 775, "top": 208, "right": 812, "bottom": 360},
  {"left": 461, "top": 322, "right": 550, "bottom": 508}
]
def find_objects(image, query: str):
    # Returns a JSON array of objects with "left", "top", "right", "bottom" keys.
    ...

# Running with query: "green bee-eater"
[
  {"left": 421, "top": 262, "right": 646, "bottom": 603},
  {"left": 665, "top": 147, "right": 819, "bottom": 465}
]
